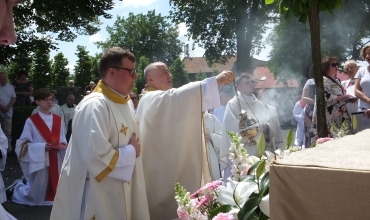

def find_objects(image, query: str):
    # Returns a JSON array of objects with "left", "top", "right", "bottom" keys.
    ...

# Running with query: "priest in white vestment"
[
  {"left": 203, "top": 111, "right": 222, "bottom": 180},
  {"left": 51, "top": 48, "right": 150, "bottom": 220},
  {"left": 136, "top": 62, "right": 235, "bottom": 220},
  {"left": 0, "top": 127, "right": 16, "bottom": 220},
  {"left": 13, "top": 89, "right": 67, "bottom": 206},
  {"left": 220, "top": 74, "right": 284, "bottom": 182},
  {"left": 213, "top": 87, "right": 235, "bottom": 123},
  {"left": 60, "top": 94, "right": 76, "bottom": 131}
]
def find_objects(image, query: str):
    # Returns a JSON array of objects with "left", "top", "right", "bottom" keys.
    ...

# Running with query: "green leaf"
[
  {"left": 257, "top": 133, "right": 266, "bottom": 158},
  {"left": 242, "top": 175, "right": 256, "bottom": 183},
  {"left": 265, "top": 0, "right": 275, "bottom": 5},
  {"left": 300, "top": 0, "right": 307, "bottom": 4},
  {"left": 260, "top": 171, "right": 270, "bottom": 196},
  {"left": 256, "top": 159, "right": 266, "bottom": 179},
  {"left": 247, "top": 160, "right": 261, "bottom": 175},
  {"left": 285, "top": 128, "right": 294, "bottom": 148},
  {"left": 209, "top": 205, "right": 233, "bottom": 218},
  {"left": 318, "top": 1, "right": 326, "bottom": 11},
  {"left": 237, "top": 195, "right": 261, "bottom": 220},
  {"left": 259, "top": 211, "right": 270, "bottom": 220}
]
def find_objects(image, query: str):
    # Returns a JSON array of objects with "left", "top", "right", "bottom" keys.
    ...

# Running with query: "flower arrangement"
[{"left": 175, "top": 128, "right": 300, "bottom": 220}]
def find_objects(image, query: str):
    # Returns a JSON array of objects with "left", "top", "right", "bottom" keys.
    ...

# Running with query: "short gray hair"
[
  {"left": 343, "top": 60, "right": 358, "bottom": 71},
  {"left": 143, "top": 62, "right": 166, "bottom": 83}
]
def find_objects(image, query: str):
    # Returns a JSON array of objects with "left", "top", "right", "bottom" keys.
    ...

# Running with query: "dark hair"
[
  {"left": 360, "top": 45, "right": 370, "bottom": 60},
  {"left": 321, "top": 56, "right": 338, "bottom": 76},
  {"left": 99, "top": 47, "right": 136, "bottom": 78},
  {"left": 34, "top": 88, "right": 52, "bottom": 101},
  {"left": 236, "top": 73, "right": 252, "bottom": 85},
  {"left": 17, "top": 70, "right": 28, "bottom": 79}
]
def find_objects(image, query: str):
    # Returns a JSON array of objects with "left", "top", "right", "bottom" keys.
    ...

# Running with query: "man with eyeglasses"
[
  {"left": 220, "top": 73, "right": 284, "bottom": 183},
  {"left": 51, "top": 47, "right": 150, "bottom": 220},
  {"left": 136, "top": 61, "right": 234, "bottom": 220}
]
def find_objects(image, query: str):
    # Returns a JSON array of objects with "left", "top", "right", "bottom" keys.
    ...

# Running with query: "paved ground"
[{"left": 2, "top": 126, "right": 294, "bottom": 220}]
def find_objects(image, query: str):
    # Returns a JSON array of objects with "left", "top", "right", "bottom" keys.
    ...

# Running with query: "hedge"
[{"left": 11, "top": 106, "right": 37, "bottom": 147}]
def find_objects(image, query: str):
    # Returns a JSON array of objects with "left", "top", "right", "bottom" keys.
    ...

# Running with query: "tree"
[
  {"left": 74, "top": 46, "right": 93, "bottom": 89},
  {"left": 51, "top": 52, "right": 70, "bottom": 88},
  {"left": 90, "top": 53, "right": 101, "bottom": 80},
  {"left": 97, "top": 10, "right": 182, "bottom": 67},
  {"left": 135, "top": 56, "right": 150, "bottom": 94},
  {"left": 169, "top": 0, "right": 277, "bottom": 74},
  {"left": 5, "top": 53, "right": 33, "bottom": 84},
  {"left": 267, "top": 0, "right": 344, "bottom": 137},
  {"left": 195, "top": 71, "right": 207, "bottom": 81},
  {"left": 30, "top": 49, "right": 52, "bottom": 91},
  {"left": 1, "top": 0, "right": 116, "bottom": 65},
  {"left": 170, "top": 58, "right": 189, "bottom": 88},
  {"left": 268, "top": 0, "right": 370, "bottom": 80}
]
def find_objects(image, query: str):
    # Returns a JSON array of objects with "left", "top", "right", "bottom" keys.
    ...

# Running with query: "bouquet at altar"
[{"left": 175, "top": 130, "right": 298, "bottom": 220}]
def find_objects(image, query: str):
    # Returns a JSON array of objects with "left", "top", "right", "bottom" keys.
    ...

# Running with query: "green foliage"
[
  {"left": 195, "top": 71, "right": 207, "bottom": 81},
  {"left": 74, "top": 45, "right": 93, "bottom": 89},
  {"left": 97, "top": 10, "right": 182, "bottom": 66},
  {"left": 135, "top": 56, "right": 151, "bottom": 94},
  {"left": 90, "top": 53, "right": 101, "bottom": 80},
  {"left": 11, "top": 106, "right": 37, "bottom": 141},
  {"left": 268, "top": 0, "right": 370, "bottom": 79},
  {"left": 285, "top": 128, "right": 294, "bottom": 148},
  {"left": 169, "top": 0, "right": 277, "bottom": 73},
  {"left": 51, "top": 52, "right": 70, "bottom": 88},
  {"left": 5, "top": 54, "right": 33, "bottom": 84},
  {"left": 30, "top": 48, "right": 52, "bottom": 90},
  {"left": 257, "top": 133, "right": 266, "bottom": 158},
  {"left": 170, "top": 58, "right": 189, "bottom": 88},
  {"left": 1, "top": 0, "right": 116, "bottom": 65}
]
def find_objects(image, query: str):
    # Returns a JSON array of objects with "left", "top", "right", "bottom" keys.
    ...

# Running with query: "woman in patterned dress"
[{"left": 311, "top": 56, "right": 352, "bottom": 144}]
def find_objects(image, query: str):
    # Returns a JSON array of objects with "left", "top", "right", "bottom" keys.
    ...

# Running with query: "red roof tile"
[{"left": 253, "top": 67, "right": 299, "bottom": 89}]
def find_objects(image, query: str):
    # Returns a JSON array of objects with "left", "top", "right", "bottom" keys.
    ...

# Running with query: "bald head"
[
  {"left": 143, "top": 62, "right": 173, "bottom": 91},
  {"left": 143, "top": 62, "right": 166, "bottom": 82},
  {"left": 66, "top": 94, "right": 75, "bottom": 105}
]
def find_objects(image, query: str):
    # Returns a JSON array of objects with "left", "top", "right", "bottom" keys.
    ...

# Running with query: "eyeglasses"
[
  {"left": 330, "top": 63, "right": 339, "bottom": 67},
  {"left": 112, "top": 66, "right": 137, "bottom": 76}
]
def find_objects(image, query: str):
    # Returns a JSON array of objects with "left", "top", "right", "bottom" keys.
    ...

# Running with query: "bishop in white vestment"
[
  {"left": 203, "top": 111, "right": 222, "bottom": 180},
  {"left": 137, "top": 62, "right": 234, "bottom": 220}
]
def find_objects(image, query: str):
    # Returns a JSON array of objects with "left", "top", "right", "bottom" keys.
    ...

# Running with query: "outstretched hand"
[{"left": 216, "top": 71, "right": 235, "bottom": 86}]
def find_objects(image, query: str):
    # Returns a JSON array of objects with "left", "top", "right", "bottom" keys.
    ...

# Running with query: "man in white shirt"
[{"left": 60, "top": 94, "right": 76, "bottom": 131}]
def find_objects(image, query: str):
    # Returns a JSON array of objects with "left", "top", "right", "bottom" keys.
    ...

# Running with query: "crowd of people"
[{"left": 292, "top": 48, "right": 370, "bottom": 147}]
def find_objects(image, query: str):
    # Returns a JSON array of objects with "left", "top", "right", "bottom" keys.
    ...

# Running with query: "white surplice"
[
  {"left": 13, "top": 112, "right": 66, "bottom": 206},
  {"left": 51, "top": 87, "right": 150, "bottom": 220},
  {"left": 220, "top": 93, "right": 284, "bottom": 182},
  {"left": 137, "top": 77, "right": 220, "bottom": 220},
  {"left": 60, "top": 103, "right": 76, "bottom": 131},
  {"left": 0, "top": 128, "right": 16, "bottom": 220},
  {"left": 292, "top": 101, "right": 305, "bottom": 146},
  {"left": 0, "top": 127, "right": 8, "bottom": 204},
  {"left": 203, "top": 111, "right": 222, "bottom": 180}
]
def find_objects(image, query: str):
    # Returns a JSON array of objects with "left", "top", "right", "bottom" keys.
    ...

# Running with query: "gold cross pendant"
[{"left": 119, "top": 124, "right": 128, "bottom": 136}]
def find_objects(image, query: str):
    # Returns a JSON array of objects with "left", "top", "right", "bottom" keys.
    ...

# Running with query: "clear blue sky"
[{"left": 50, "top": 0, "right": 271, "bottom": 74}]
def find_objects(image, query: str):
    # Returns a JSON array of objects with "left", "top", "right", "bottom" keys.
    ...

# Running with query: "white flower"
[
  {"left": 218, "top": 179, "right": 258, "bottom": 207},
  {"left": 259, "top": 194, "right": 270, "bottom": 217}
]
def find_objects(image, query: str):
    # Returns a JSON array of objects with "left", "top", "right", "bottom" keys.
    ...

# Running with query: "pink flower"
[
  {"left": 190, "top": 180, "right": 222, "bottom": 199},
  {"left": 316, "top": 137, "right": 334, "bottom": 145},
  {"left": 212, "top": 213, "right": 234, "bottom": 220},
  {"left": 196, "top": 194, "right": 212, "bottom": 208},
  {"left": 177, "top": 207, "right": 190, "bottom": 220}
]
